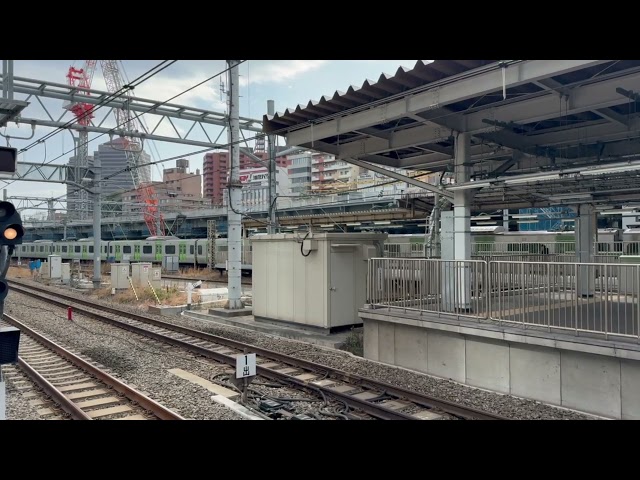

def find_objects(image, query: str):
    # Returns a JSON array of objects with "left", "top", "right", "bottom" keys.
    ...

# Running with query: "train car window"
[
  {"left": 165, "top": 245, "right": 176, "bottom": 254},
  {"left": 190, "top": 245, "right": 194, "bottom": 254},
  {"left": 74, "top": 246, "right": 81, "bottom": 253},
  {"left": 110, "top": 246, "right": 113, "bottom": 253},
  {"left": 62, "top": 246, "right": 68, "bottom": 253},
  {"left": 30, "top": 246, "right": 35, "bottom": 252},
  {"left": 89, "top": 246, "right": 94, "bottom": 253},
  {"left": 143, "top": 246, "right": 152, "bottom": 254},
  {"left": 39, "top": 246, "right": 44, "bottom": 252},
  {"left": 198, "top": 245, "right": 203, "bottom": 255},
  {"left": 123, "top": 246, "right": 132, "bottom": 254}
]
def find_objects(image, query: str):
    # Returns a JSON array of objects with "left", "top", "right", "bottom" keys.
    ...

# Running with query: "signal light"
[{"left": 0, "top": 201, "right": 23, "bottom": 246}]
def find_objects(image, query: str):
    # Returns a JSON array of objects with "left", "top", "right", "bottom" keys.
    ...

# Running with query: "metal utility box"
[
  {"left": 61, "top": 263, "right": 71, "bottom": 284},
  {"left": 110, "top": 263, "right": 130, "bottom": 289},
  {"left": 0, "top": 327, "right": 20, "bottom": 365},
  {"left": 251, "top": 233, "right": 387, "bottom": 331},
  {"left": 150, "top": 267, "right": 162, "bottom": 288},
  {"left": 131, "top": 262, "right": 152, "bottom": 287},
  {"left": 163, "top": 256, "right": 179, "bottom": 273},
  {"left": 47, "top": 255, "right": 62, "bottom": 279}
]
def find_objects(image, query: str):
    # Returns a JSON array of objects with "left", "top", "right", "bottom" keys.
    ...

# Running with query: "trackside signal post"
[{"left": 0, "top": 200, "right": 25, "bottom": 420}]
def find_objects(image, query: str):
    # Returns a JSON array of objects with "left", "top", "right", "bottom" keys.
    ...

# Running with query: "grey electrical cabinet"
[
  {"left": 111, "top": 264, "right": 130, "bottom": 289},
  {"left": 251, "top": 233, "right": 387, "bottom": 331}
]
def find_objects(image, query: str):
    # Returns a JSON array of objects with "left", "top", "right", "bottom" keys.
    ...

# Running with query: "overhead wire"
[
  {"left": 1, "top": 60, "right": 178, "bottom": 192},
  {"left": 18, "top": 60, "right": 175, "bottom": 154},
  {"left": 15, "top": 60, "right": 509, "bottom": 188},
  {"left": 119, "top": 60, "right": 168, "bottom": 181},
  {"left": 10, "top": 60, "right": 614, "bottom": 224},
  {"left": 6, "top": 60, "right": 246, "bottom": 192},
  {"left": 10, "top": 59, "right": 628, "bottom": 186}
]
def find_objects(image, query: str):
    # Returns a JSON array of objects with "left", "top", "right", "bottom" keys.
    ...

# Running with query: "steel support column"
[
  {"left": 267, "top": 100, "right": 277, "bottom": 233},
  {"left": 454, "top": 132, "right": 471, "bottom": 310},
  {"left": 575, "top": 203, "right": 596, "bottom": 297},
  {"left": 92, "top": 153, "right": 102, "bottom": 288}
]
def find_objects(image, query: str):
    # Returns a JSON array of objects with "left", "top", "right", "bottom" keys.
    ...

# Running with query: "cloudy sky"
[{"left": 0, "top": 60, "right": 418, "bottom": 216}]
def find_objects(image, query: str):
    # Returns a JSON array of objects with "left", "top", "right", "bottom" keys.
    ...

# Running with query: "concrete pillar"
[
  {"left": 453, "top": 132, "right": 471, "bottom": 310},
  {"left": 575, "top": 203, "right": 596, "bottom": 297},
  {"left": 441, "top": 211, "right": 455, "bottom": 311}
]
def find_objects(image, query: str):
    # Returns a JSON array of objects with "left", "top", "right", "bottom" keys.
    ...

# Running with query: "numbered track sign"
[{"left": 236, "top": 353, "right": 257, "bottom": 379}]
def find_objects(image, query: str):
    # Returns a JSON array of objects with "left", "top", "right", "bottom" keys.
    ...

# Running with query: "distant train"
[
  {"left": 12, "top": 236, "right": 253, "bottom": 276},
  {"left": 385, "top": 226, "right": 638, "bottom": 257},
  {"left": 13, "top": 227, "right": 640, "bottom": 274}
]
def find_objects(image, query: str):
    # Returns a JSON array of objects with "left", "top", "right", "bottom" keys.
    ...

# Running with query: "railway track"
[
  {"left": 7, "top": 279, "right": 509, "bottom": 420},
  {"left": 0, "top": 316, "right": 183, "bottom": 420}
]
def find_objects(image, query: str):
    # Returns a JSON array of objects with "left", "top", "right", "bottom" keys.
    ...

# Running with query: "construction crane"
[{"left": 64, "top": 60, "right": 166, "bottom": 236}]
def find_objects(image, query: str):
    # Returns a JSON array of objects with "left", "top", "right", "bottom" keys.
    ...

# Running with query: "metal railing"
[
  {"left": 367, "top": 258, "right": 488, "bottom": 320},
  {"left": 383, "top": 241, "right": 640, "bottom": 258},
  {"left": 367, "top": 257, "right": 640, "bottom": 341}
]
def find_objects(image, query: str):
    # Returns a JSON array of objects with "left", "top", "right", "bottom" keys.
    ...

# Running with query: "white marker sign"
[{"left": 236, "top": 353, "right": 257, "bottom": 379}]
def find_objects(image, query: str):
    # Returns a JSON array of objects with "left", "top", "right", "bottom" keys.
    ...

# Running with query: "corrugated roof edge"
[{"left": 262, "top": 60, "right": 498, "bottom": 132}]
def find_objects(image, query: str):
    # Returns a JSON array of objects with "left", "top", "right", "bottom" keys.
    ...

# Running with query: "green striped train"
[
  {"left": 12, "top": 227, "right": 640, "bottom": 273},
  {"left": 385, "top": 226, "right": 639, "bottom": 257},
  {"left": 12, "top": 236, "right": 253, "bottom": 275}
]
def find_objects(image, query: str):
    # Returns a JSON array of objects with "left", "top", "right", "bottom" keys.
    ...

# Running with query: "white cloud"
[
  {"left": 240, "top": 60, "right": 328, "bottom": 86},
  {"left": 132, "top": 74, "right": 227, "bottom": 111}
]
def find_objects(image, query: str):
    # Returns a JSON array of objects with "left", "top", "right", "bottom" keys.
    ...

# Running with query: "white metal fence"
[
  {"left": 383, "top": 241, "right": 640, "bottom": 259},
  {"left": 367, "top": 257, "right": 640, "bottom": 341}
]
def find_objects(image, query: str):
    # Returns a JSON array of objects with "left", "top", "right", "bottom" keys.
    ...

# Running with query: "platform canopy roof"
[{"left": 263, "top": 60, "right": 640, "bottom": 210}]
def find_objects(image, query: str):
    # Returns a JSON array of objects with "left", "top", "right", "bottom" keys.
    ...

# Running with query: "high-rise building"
[
  {"left": 98, "top": 138, "right": 151, "bottom": 198},
  {"left": 287, "top": 152, "right": 313, "bottom": 195},
  {"left": 66, "top": 138, "right": 152, "bottom": 220},
  {"left": 66, "top": 153, "right": 94, "bottom": 221},
  {"left": 203, "top": 149, "right": 289, "bottom": 205}
]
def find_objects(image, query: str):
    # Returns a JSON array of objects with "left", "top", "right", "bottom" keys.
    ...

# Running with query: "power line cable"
[
  {"left": 18, "top": 60, "right": 175, "bottom": 154},
  {"left": 1, "top": 60, "right": 178, "bottom": 192},
  {"left": 13, "top": 60, "right": 246, "bottom": 177}
]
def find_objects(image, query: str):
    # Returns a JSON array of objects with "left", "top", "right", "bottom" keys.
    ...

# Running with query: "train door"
[
  {"left": 155, "top": 242, "right": 162, "bottom": 262},
  {"left": 134, "top": 244, "right": 141, "bottom": 261},
  {"left": 179, "top": 242, "right": 187, "bottom": 262},
  {"left": 82, "top": 244, "right": 88, "bottom": 260},
  {"left": 115, "top": 244, "right": 122, "bottom": 262}
]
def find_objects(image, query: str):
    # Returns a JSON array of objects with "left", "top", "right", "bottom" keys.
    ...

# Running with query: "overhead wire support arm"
[{"left": 0, "top": 75, "right": 264, "bottom": 131}]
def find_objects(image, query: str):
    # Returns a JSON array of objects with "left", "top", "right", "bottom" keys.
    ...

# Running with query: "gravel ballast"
[
  {"left": 9, "top": 278, "right": 596, "bottom": 420},
  {"left": 6, "top": 292, "right": 247, "bottom": 420},
  {"left": 4, "top": 374, "right": 45, "bottom": 420}
]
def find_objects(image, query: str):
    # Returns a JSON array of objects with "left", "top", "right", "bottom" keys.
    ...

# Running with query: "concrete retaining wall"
[{"left": 361, "top": 309, "right": 640, "bottom": 419}]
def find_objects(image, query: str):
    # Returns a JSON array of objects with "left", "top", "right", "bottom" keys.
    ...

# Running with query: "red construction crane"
[{"left": 65, "top": 60, "right": 166, "bottom": 236}]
